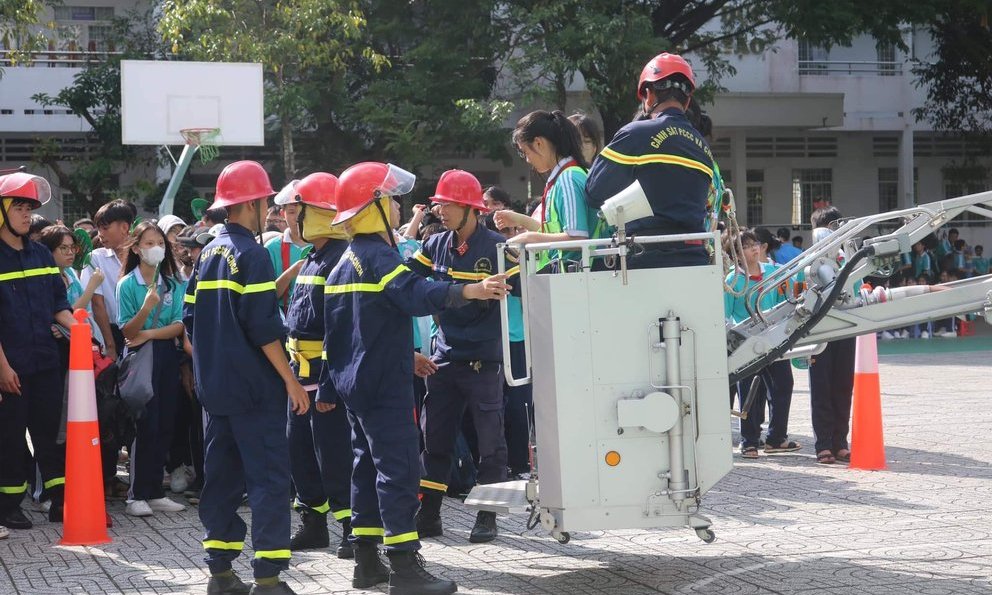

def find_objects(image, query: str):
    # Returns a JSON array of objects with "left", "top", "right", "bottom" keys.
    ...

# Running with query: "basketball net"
[{"left": 180, "top": 127, "right": 221, "bottom": 164}]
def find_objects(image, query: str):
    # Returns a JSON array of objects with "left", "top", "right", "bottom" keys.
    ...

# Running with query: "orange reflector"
[{"left": 605, "top": 451, "right": 621, "bottom": 467}]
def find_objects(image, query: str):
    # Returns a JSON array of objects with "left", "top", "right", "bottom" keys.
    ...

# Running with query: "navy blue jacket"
[
  {"left": 406, "top": 226, "right": 518, "bottom": 363},
  {"left": 318, "top": 234, "right": 465, "bottom": 410},
  {"left": 285, "top": 238, "right": 348, "bottom": 386},
  {"left": 586, "top": 107, "right": 714, "bottom": 235},
  {"left": 183, "top": 224, "right": 286, "bottom": 415},
  {"left": 0, "top": 239, "right": 70, "bottom": 375}
]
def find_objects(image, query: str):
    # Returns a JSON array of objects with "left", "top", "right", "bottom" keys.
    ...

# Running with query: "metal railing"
[
  {"left": 0, "top": 49, "right": 122, "bottom": 68},
  {"left": 798, "top": 60, "right": 902, "bottom": 76}
]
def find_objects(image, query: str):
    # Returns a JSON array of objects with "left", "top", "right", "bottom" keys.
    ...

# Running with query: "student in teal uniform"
[
  {"left": 116, "top": 221, "right": 187, "bottom": 517},
  {"left": 972, "top": 245, "right": 989, "bottom": 276},
  {"left": 266, "top": 190, "right": 310, "bottom": 309},
  {"left": 725, "top": 228, "right": 800, "bottom": 459}
]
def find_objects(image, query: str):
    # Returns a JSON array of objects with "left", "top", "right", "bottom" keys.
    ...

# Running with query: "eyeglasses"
[
  {"left": 57, "top": 244, "right": 77, "bottom": 254},
  {"left": 741, "top": 242, "right": 759, "bottom": 249}
]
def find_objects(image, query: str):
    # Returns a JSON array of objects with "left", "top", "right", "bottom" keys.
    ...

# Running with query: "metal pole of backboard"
[{"left": 158, "top": 145, "right": 199, "bottom": 218}]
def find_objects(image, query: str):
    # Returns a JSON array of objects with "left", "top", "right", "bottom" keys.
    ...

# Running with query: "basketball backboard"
[{"left": 120, "top": 60, "right": 264, "bottom": 146}]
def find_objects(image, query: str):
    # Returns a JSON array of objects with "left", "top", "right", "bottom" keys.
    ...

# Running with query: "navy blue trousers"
[
  {"left": 0, "top": 367, "right": 65, "bottom": 511},
  {"left": 421, "top": 361, "right": 507, "bottom": 490},
  {"left": 200, "top": 409, "right": 291, "bottom": 578},
  {"left": 737, "top": 360, "right": 795, "bottom": 449},
  {"left": 129, "top": 340, "right": 179, "bottom": 501},
  {"left": 809, "top": 338, "right": 856, "bottom": 453},
  {"left": 503, "top": 341, "right": 533, "bottom": 475},
  {"left": 288, "top": 390, "right": 352, "bottom": 521},
  {"left": 345, "top": 395, "right": 421, "bottom": 552}
]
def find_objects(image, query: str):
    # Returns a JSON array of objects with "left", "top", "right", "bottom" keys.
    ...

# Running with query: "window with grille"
[
  {"left": 798, "top": 40, "right": 829, "bottom": 75},
  {"left": 876, "top": 41, "right": 897, "bottom": 76},
  {"left": 791, "top": 169, "right": 832, "bottom": 226},
  {"left": 54, "top": 6, "right": 114, "bottom": 21},
  {"left": 878, "top": 168, "right": 898, "bottom": 212},
  {"left": 745, "top": 170, "right": 764, "bottom": 226},
  {"left": 61, "top": 193, "right": 90, "bottom": 222}
]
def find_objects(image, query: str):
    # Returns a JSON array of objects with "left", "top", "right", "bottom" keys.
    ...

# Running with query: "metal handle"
[{"left": 498, "top": 243, "right": 532, "bottom": 387}]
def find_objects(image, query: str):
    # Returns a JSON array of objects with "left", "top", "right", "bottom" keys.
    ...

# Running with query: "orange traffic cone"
[
  {"left": 849, "top": 332, "right": 886, "bottom": 470},
  {"left": 60, "top": 309, "right": 111, "bottom": 545}
]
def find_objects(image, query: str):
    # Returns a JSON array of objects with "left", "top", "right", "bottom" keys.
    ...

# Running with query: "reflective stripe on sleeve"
[
  {"left": 600, "top": 147, "right": 714, "bottom": 179},
  {"left": 448, "top": 270, "right": 489, "bottom": 281},
  {"left": 332, "top": 508, "right": 352, "bottom": 521},
  {"left": 43, "top": 477, "right": 65, "bottom": 490},
  {"left": 295, "top": 275, "right": 326, "bottom": 286},
  {"left": 413, "top": 251, "right": 433, "bottom": 267},
  {"left": 352, "top": 526, "right": 385, "bottom": 537},
  {"left": 324, "top": 264, "right": 409, "bottom": 295},
  {"left": 195, "top": 279, "right": 277, "bottom": 295},
  {"left": 0, "top": 267, "right": 60, "bottom": 282}
]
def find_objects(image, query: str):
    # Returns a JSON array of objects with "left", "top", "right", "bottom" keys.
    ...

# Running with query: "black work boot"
[
  {"left": 289, "top": 508, "right": 329, "bottom": 551},
  {"left": 337, "top": 518, "right": 354, "bottom": 559},
  {"left": 469, "top": 510, "right": 497, "bottom": 543},
  {"left": 352, "top": 540, "right": 389, "bottom": 589},
  {"left": 0, "top": 508, "right": 32, "bottom": 530},
  {"left": 386, "top": 550, "right": 457, "bottom": 595},
  {"left": 206, "top": 572, "right": 251, "bottom": 595},
  {"left": 414, "top": 490, "right": 443, "bottom": 539}
]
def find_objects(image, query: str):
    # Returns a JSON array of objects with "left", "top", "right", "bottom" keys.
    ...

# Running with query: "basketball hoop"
[{"left": 180, "top": 127, "right": 222, "bottom": 164}]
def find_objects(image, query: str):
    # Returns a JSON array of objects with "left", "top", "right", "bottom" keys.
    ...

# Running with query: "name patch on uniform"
[
  {"left": 650, "top": 126, "right": 716, "bottom": 161},
  {"left": 345, "top": 251, "right": 364, "bottom": 277},
  {"left": 200, "top": 245, "right": 240, "bottom": 275}
]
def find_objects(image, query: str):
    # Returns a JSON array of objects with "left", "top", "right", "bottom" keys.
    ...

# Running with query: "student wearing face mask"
[{"left": 116, "top": 221, "right": 187, "bottom": 517}]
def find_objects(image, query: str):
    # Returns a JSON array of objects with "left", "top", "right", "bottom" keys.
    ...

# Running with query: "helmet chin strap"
[
  {"left": 453, "top": 204, "right": 471, "bottom": 232},
  {"left": 373, "top": 198, "right": 396, "bottom": 249},
  {"left": 254, "top": 200, "right": 264, "bottom": 244}
]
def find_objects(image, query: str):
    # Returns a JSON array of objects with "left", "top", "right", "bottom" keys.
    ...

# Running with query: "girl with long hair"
[{"left": 494, "top": 109, "right": 599, "bottom": 270}]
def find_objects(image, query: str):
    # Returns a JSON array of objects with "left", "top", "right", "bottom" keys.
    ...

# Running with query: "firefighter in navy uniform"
[
  {"left": 183, "top": 161, "right": 310, "bottom": 595},
  {"left": 0, "top": 173, "right": 75, "bottom": 530},
  {"left": 318, "top": 162, "right": 509, "bottom": 595},
  {"left": 407, "top": 170, "right": 519, "bottom": 544},
  {"left": 586, "top": 52, "right": 716, "bottom": 269},
  {"left": 280, "top": 173, "right": 355, "bottom": 557}
]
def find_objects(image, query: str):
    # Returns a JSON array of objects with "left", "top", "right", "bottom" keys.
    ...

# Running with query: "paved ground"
[{"left": 1, "top": 349, "right": 991, "bottom": 594}]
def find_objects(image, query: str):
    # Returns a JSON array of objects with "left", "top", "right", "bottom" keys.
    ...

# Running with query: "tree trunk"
[{"left": 281, "top": 113, "right": 295, "bottom": 178}]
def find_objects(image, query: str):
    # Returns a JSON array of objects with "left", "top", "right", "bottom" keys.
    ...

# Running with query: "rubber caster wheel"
[
  {"left": 555, "top": 532, "right": 570, "bottom": 544},
  {"left": 695, "top": 528, "right": 716, "bottom": 543}
]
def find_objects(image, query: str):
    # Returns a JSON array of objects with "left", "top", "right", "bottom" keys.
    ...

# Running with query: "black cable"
[{"left": 728, "top": 246, "right": 875, "bottom": 385}]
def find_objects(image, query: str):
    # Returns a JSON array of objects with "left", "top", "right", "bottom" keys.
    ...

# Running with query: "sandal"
[
  {"left": 764, "top": 440, "right": 802, "bottom": 453},
  {"left": 816, "top": 450, "right": 836, "bottom": 465},
  {"left": 740, "top": 446, "right": 760, "bottom": 459},
  {"left": 835, "top": 449, "right": 851, "bottom": 463}
]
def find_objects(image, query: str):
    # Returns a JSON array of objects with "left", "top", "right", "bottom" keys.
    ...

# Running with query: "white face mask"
[{"left": 140, "top": 245, "right": 166, "bottom": 267}]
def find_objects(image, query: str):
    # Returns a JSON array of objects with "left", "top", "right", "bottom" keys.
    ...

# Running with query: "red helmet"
[
  {"left": 637, "top": 53, "right": 696, "bottom": 101},
  {"left": 0, "top": 172, "right": 52, "bottom": 208},
  {"left": 296, "top": 172, "right": 338, "bottom": 211},
  {"left": 430, "top": 170, "right": 487, "bottom": 211},
  {"left": 213, "top": 160, "right": 275, "bottom": 209},
  {"left": 333, "top": 162, "right": 416, "bottom": 225}
]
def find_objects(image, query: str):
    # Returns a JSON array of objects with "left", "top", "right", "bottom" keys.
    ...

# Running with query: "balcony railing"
[
  {"left": 798, "top": 60, "right": 902, "bottom": 76},
  {"left": 0, "top": 49, "right": 123, "bottom": 68}
]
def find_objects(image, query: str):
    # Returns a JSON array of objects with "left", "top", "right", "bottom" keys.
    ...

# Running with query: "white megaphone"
[{"left": 600, "top": 180, "right": 653, "bottom": 227}]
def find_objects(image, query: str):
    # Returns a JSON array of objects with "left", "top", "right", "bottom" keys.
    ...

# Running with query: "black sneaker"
[
  {"left": 469, "top": 510, "right": 497, "bottom": 543},
  {"left": 0, "top": 508, "right": 32, "bottom": 530},
  {"left": 289, "top": 509, "right": 329, "bottom": 551}
]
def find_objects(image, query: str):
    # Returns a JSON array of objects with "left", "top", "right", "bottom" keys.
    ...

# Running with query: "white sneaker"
[
  {"left": 920, "top": 331, "right": 930, "bottom": 339},
  {"left": 898, "top": 330, "right": 910, "bottom": 339},
  {"left": 126, "top": 500, "right": 154, "bottom": 517},
  {"left": 170, "top": 466, "right": 190, "bottom": 494},
  {"left": 0, "top": 525, "right": 8, "bottom": 540},
  {"left": 880, "top": 331, "right": 894, "bottom": 340},
  {"left": 147, "top": 497, "right": 186, "bottom": 512},
  {"left": 30, "top": 499, "right": 52, "bottom": 513},
  {"left": 936, "top": 329, "right": 957, "bottom": 338}
]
